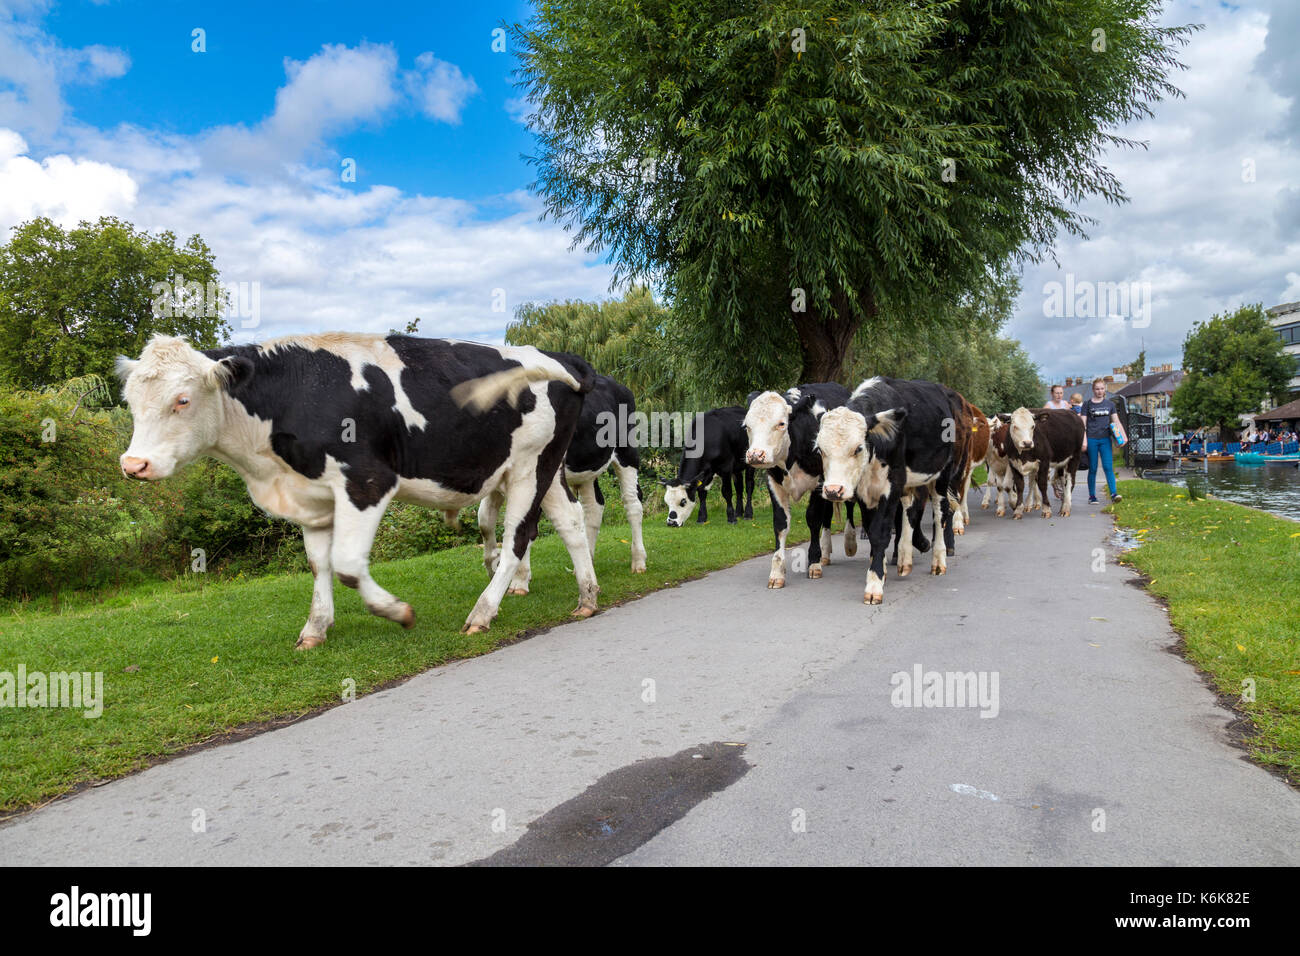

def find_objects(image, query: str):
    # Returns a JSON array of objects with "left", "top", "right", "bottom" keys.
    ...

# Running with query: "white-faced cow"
[
  {"left": 481, "top": 369, "right": 647, "bottom": 596},
  {"left": 1005, "top": 407, "right": 1086, "bottom": 519},
  {"left": 815, "top": 377, "right": 959, "bottom": 605},
  {"left": 117, "top": 333, "right": 600, "bottom": 647},
  {"left": 662, "top": 405, "right": 755, "bottom": 527},
  {"left": 981, "top": 416, "right": 1020, "bottom": 517},
  {"left": 743, "top": 384, "right": 861, "bottom": 588}
]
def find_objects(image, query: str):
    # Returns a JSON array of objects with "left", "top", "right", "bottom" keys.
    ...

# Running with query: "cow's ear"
[
  {"left": 997, "top": 413, "right": 1011, "bottom": 423},
  {"left": 745, "top": 390, "right": 763, "bottom": 408},
  {"left": 1034, "top": 411, "right": 1050, "bottom": 422},
  {"left": 114, "top": 356, "right": 138, "bottom": 383},
  {"left": 210, "top": 355, "right": 254, "bottom": 390},
  {"left": 790, "top": 392, "right": 816, "bottom": 415},
  {"left": 869, "top": 407, "right": 906, "bottom": 440}
]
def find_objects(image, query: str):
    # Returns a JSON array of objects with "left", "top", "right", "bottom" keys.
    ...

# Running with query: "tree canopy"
[
  {"left": 0, "top": 217, "right": 230, "bottom": 390},
  {"left": 1171, "top": 303, "right": 1293, "bottom": 435},
  {"left": 512, "top": 0, "right": 1195, "bottom": 383}
]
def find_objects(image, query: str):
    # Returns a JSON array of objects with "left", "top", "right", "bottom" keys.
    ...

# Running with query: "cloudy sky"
[{"left": 0, "top": 0, "right": 1296, "bottom": 380}]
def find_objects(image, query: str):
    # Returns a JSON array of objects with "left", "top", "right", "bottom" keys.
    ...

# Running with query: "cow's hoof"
[
  {"left": 398, "top": 604, "right": 416, "bottom": 629},
  {"left": 898, "top": 564, "right": 912, "bottom": 578},
  {"left": 1042, "top": 509, "right": 1052, "bottom": 519},
  {"left": 995, "top": 508, "right": 1005, "bottom": 517},
  {"left": 808, "top": 564, "right": 822, "bottom": 579},
  {"left": 768, "top": 577, "right": 785, "bottom": 589},
  {"left": 571, "top": 605, "right": 597, "bottom": 619},
  {"left": 864, "top": 591, "right": 883, "bottom": 605},
  {"left": 462, "top": 623, "right": 490, "bottom": 635},
  {"left": 931, "top": 564, "right": 946, "bottom": 576},
  {"left": 727, "top": 515, "right": 737, "bottom": 524},
  {"left": 507, "top": 587, "right": 529, "bottom": 596},
  {"left": 294, "top": 633, "right": 326, "bottom": 650},
  {"left": 843, "top": 537, "right": 857, "bottom": 558},
  {"left": 1013, "top": 512, "right": 1023, "bottom": 520},
  {"left": 631, "top": 562, "right": 646, "bottom": 574},
  {"left": 744, "top": 511, "right": 754, "bottom": 519},
  {"left": 946, "top": 546, "right": 955, "bottom": 556},
  {"left": 821, "top": 555, "right": 831, "bottom": 566},
  {"left": 981, "top": 502, "right": 990, "bottom": 510},
  {"left": 1058, "top": 509, "right": 1070, "bottom": 518}
]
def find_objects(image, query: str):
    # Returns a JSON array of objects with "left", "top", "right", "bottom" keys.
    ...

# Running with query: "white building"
[{"left": 1267, "top": 301, "right": 1300, "bottom": 396}]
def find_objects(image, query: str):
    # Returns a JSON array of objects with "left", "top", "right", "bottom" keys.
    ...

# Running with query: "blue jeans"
[{"left": 1087, "top": 437, "right": 1117, "bottom": 498}]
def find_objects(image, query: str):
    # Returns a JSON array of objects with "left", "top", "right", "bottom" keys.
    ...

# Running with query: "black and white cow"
[
  {"left": 481, "top": 370, "right": 646, "bottom": 594},
  {"left": 815, "top": 377, "right": 959, "bottom": 604},
  {"left": 743, "top": 384, "right": 860, "bottom": 588},
  {"left": 662, "top": 405, "right": 755, "bottom": 526},
  {"left": 116, "top": 333, "right": 600, "bottom": 647}
]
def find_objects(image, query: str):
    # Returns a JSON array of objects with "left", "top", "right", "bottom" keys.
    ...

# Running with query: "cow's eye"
[
  {"left": 174, "top": 396, "right": 190, "bottom": 410},
  {"left": 855, "top": 445, "right": 865, "bottom": 455},
  {"left": 679, "top": 499, "right": 687, "bottom": 507}
]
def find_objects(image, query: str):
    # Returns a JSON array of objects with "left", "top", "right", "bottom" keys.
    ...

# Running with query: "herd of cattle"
[{"left": 115, "top": 332, "right": 1086, "bottom": 648}]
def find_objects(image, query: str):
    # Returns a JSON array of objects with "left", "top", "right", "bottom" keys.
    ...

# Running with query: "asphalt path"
[{"left": 3, "top": 482, "right": 1298, "bottom": 865}]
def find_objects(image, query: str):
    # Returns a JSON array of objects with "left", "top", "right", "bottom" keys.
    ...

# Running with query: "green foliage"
[
  {"left": 1171, "top": 303, "right": 1293, "bottom": 434},
  {"left": 0, "top": 216, "right": 231, "bottom": 391},
  {"left": 513, "top": 0, "right": 1195, "bottom": 380},
  {"left": 845, "top": 273, "right": 1043, "bottom": 411},
  {"left": 507, "top": 286, "right": 711, "bottom": 410}
]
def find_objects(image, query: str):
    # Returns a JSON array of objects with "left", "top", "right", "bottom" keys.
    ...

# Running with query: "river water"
[{"left": 1138, "top": 461, "right": 1300, "bottom": 521}]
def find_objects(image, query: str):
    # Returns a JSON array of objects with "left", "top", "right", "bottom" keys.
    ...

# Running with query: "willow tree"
[{"left": 512, "top": 0, "right": 1194, "bottom": 385}]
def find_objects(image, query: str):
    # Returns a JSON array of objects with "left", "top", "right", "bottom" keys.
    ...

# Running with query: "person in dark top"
[{"left": 1081, "top": 377, "right": 1126, "bottom": 504}]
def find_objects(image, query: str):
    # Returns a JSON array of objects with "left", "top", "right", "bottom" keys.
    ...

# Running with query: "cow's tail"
[{"left": 451, "top": 357, "right": 592, "bottom": 414}]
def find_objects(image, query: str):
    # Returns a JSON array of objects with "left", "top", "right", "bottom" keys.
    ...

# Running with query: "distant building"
[
  {"left": 1114, "top": 364, "right": 1184, "bottom": 413},
  {"left": 1266, "top": 301, "right": 1300, "bottom": 396}
]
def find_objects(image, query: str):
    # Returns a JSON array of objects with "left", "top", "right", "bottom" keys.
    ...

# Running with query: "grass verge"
[
  {"left": 0, "top": 502, "right": 803, "bottom": 813},
  {"left": 1112, "top": 479, "right": 1300, "bottom": 784}
]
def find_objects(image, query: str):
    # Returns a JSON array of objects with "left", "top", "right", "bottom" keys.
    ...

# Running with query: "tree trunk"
[{"left": 792, "top": 289, "right": 869, "bottom": 383}]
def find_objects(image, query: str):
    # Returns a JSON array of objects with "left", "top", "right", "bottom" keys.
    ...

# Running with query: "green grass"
[
  {"left": 1112, "top": 479, "right": 1300, "bottom": 784},
  {"left": 0, "top": 500, "right": 804, "bottom": 812}
]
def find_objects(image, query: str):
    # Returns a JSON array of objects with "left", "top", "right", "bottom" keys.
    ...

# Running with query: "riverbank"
[{"left": 1112, "top": 479, "right": 1300, "bottom": 784}]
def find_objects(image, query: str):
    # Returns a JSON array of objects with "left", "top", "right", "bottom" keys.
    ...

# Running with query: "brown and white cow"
[
  {"left": 1004, "top": 407, "right": 1086, "bottom": 519},
  {"left": 981, "top": 416, "right": 1020, "bottom": 517},
  {"left": 947, "top": 393, "right": 990, "bottom": 536},
  {"left": 117, "top": 333, "right": 600, "bottom": 647}
]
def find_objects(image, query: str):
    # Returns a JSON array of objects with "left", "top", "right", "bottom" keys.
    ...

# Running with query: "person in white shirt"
[{"left": 1045, "top": 385, "right": 1071, "bottom": 410}]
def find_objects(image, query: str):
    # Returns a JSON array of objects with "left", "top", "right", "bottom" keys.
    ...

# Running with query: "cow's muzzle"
[
  {"left": 746, "top": 449, "right": 769, "bottom": 466},
  {"left": 823, "top": 484, "right": 847, "bottom": 501},
  {"left": 121, "top": 456, "right": 153, "bottom": 480}
]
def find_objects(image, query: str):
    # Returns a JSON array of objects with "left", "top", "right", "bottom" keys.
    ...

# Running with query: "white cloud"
[
  {"left": 0, "top": 127, "right": 137, "bottom": 232},
  {"left": 406, "top": 52, "right": 479, "bottom": 124},
  {"left": 1009, "top": 0, "right": 1300, "bottom": 383}
]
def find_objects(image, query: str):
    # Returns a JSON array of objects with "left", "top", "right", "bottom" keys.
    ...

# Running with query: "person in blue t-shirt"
[{"left": 1080, "top": 378, "right": 1127, "bottom": 504}]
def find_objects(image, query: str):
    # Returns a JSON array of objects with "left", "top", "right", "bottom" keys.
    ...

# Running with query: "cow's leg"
[
  {"left": 697, "top": 486, "right": 708, "bottom": 523},
  {"left": 767, "top": 475, "right": 791, "bottom": 588},
  {"left": 957, "top": 471, "right": 971, "bottom": 532},
  {"left": 981, "top": 469, "right": 995, "bottom": 510},
  {"left": 807, "top": 493, "right": 828, "bottom": 578},
  {"left": 1059, "top": 458, "right": 1075, "bottom": 518},
  {"left": 540, "top": 476, "right": 600, "bottom": 617},
  {"left": 721, "top": 471, "right": 737, "bottom": 523},
  {"left": 332, "top": 489, "right": 414, "bottom": 629},
  {"left": 864, "top": 499, "right": 894, "bottom": 604},
  {"left": 478, "top": 489, "right": 505, "bottom": 575},
  {"left": 1037, "top": 464, "right": 1052, "bottom": 518},
  {"left": 897, "top": 491, "right": 916, "bottom": 577},
  {"left": 295, "top": 524, "right": 336, "bottom": 650},
  {"left": 1012, "top": 467, "right": 1029, "bottom": 519},
  {"left": 466, "top": 469, "right": 560, "bottom": 632},
  {"left": 931, "top": 482, "right": 949, "bottom": 575},
  {"left": 743, "top": 467, "right": 755, "bottom": 519},
  {"left": 818, "top": 496, "right": 834, "bottom": 569},
  {"left": 843, "top": 497, "right": 858, "bottom": 557},
  {"left": 575, "top": 477, "right": 604, "bottom": 561},
  {"left": 615, "top": 463, "right": 647, "bottom": 572}
]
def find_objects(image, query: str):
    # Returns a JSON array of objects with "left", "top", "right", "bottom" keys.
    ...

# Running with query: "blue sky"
[
  {"left": 1, "top": 0, "right": 1298, "bottom": 382},
  {"left": 45, "top": 0, "right": 535, "bottom": 200}
]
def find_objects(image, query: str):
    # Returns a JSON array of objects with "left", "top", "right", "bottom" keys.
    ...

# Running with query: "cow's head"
[
  {"left": 743, "top": 390, "right": 794, "bottom": 468},
  {"left": 661, "top": 479, "right": 702, "bottom": 526},
  {"left": 115, "top": 335, "right": 251, "bottom": 480},
  {"left": 1008, "top": 407, "right": 1048, "bottom": 453},
  {"left": 815, "top": 405, "right": 906, "bottom": 501}
]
